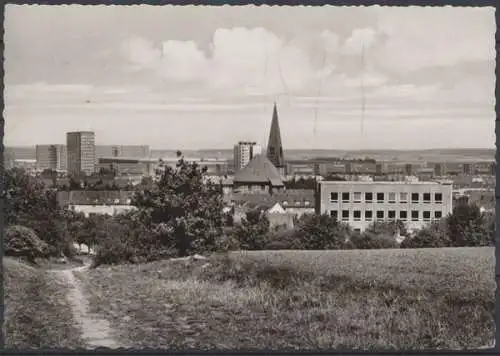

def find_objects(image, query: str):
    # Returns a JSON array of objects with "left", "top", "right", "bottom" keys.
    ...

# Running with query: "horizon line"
[{"left": 5, "top": 145, "right": 496, "bottom": 152}]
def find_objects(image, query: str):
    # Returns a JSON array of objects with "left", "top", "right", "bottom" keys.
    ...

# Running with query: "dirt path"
[{"left": 50, "top": 263, "right": 121, "bottom": 349}]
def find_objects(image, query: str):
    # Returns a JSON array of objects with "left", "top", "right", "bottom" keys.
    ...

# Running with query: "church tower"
[{"left": 266, "top": 102, "right": 285, "bottom": 176}]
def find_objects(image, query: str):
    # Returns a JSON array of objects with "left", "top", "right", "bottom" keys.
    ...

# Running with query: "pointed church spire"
[{"left": 266, "top": 102, "right": 285, "bottom": 171}]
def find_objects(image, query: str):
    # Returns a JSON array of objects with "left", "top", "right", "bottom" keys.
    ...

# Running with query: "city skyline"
[{"left": 4, "top": 5, "right": 495, "bottom": 150}]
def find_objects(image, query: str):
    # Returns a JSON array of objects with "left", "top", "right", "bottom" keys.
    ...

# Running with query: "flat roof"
[
  {"left": 319, "top": 180, "right": 450, "bottom": 185},
  {"left": 98, "top": 156, "right": 226, "bottom": 164}
]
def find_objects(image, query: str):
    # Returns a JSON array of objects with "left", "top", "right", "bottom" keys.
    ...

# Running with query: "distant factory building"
[
  {"left": 315, "top": 179, "right": 453, "bottom": 233},
  {"left": 95, "top": 145, "right": 150, "bottom": 160},
  {"left": 97, "top": 156, "right": 228, "bottom": 177}
]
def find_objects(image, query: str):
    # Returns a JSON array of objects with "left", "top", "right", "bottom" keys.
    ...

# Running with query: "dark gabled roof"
[
  {"left": 233, "top": 154, "right": 283, "bottom": 184},
  {"left": 226, "top": 189, "right": 315, "bottom": 209}
]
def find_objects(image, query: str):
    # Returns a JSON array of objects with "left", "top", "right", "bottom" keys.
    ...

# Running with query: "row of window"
[
  {"left": 329, "top": 192, "right": 443, "bottom": 204},
  {"left": 330, "top": 209, "right": 443, "bottom": 222}
]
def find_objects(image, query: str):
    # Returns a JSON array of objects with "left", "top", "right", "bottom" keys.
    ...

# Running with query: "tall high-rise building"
[
  {"left": 36, "top": 144, "right": 67, "bottom": 171},
  {"left": 266, "top": 103, "right": 285, "bottom": 176},
  {"left": 66, "top": 131, "right": 96, "bottom": 176},
  {"left": 233, "top": 141, "right": 262, "bottom": 171}
]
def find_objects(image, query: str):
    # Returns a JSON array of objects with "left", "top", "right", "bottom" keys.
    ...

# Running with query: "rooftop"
[
  {"left": 233, "top": 154, "right": 283, "bottom": 183},
  {"left": 319, "top": 180, "right": 451, "bottom": 185},
  {"left": 226, "top": 189, "right": 315, "bottom": 209}
]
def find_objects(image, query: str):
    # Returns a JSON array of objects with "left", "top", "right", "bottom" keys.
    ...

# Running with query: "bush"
[
  {"left": 401, "top": 221, "right": 450, "bottom": 249},
  {"left": 232, "top": 209, "right": 270, "bottom": 250},
  {"left": 349, "top": 232, "right": 399, "bottom": 250},
  {"left": 447, "top": 202, "right": 490, "bottom": 247},
  {"left": 5, "top": 225, "right": 50, "bottom": 264},
  {"left": 92, "top": 213, "right": 175, "bottom": 267},
  {"left": 293, "top": 213, "right": 352, "bottom": 249},
  {"left": 4, "top": 168, "right": 70, "bottom": 257},
  {"left": 349, "top": 221, "right": 401, "bottom": 249},
  {"left": 265, "top": 226, "right": 298, "bottom": 250}
]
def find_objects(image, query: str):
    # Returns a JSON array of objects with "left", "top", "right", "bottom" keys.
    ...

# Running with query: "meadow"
[
  {"left": 75, "top": 247, "right": 495, "bottom": 350},
  {"left": 3, "top": 258, "right": 84, "bottom": 349}
]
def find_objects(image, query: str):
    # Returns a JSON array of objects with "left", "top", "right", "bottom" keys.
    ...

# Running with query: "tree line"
[{"left": 3, "top": 154, "right": 495, "bottom": 267}]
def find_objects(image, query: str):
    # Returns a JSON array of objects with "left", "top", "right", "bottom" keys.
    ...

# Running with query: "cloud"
[
  {"left": 20, "top": 102, "right": 265, "bottom": 112},
  {"left": 372, "top": 7, "right": 495, "bottom": 73},
  {"left": 159, "top": 40, "right": 207, "bottom": 82},
  {"left": 122, "top": 37, "right": 161, "bottom": 70},
  {"left": 367, "top": 83, "right": 441, "bottom": 100},
  {"left": 341, "top": 27, "right": 377, "bottom": 55},
  {"left": 122, "top": 27, "right": 318, "bottom": 96}
]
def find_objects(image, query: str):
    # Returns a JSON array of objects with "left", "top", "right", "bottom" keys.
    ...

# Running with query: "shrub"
[
  {"left": 401, "top": 221, "right": 451, "bottom": 249},
  {"left": 232, "top": 209, "right": 270, "bottom": 250},
  {"left": 92, "top": 213, "right": 175, "bottom": 267},
  {"left": 265, "top": 226, "right": 298, "bottom": 250},
  {"left": 293, "top": 213, "right": 352, "bottom": 249},
  {"left": 4, "top": 168, "right": 70, "bottom": 257},
  {"left": 5, "top": 225, "right": 50, "bottom": 264},
  {"left": 447, "top": 201, "right": 490, "bottom": 247},
  {"left": 349, "top": 221, "right": 401, "bottom": 249}
]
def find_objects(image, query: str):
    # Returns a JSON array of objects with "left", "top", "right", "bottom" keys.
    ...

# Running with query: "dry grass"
[
  {"left": 76, "top": 247, "right": 495, "bottom": 351},
  {"left": 3, "top": 257, "right": 85, "bottom": 349}
]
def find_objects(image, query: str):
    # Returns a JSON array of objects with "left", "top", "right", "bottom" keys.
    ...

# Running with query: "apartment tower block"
[{"left": 66, "top": 131, "right": 96, "bottom": 176}]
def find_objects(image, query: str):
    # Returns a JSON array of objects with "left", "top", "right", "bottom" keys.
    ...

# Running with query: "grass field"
[
  {"left": 76, "top": 247, "right": 495, "bottom": 350},
  {"left": 3, "top": 257, "right": 84, "bottom": 349}
]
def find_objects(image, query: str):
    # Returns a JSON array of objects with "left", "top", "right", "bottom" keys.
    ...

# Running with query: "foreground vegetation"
[
  {"left": 5, "top": 156, "right": 494, "bottom": 269},
  {"left": 4, "top": 161, "right": 495, "bottom": 350},
  {"left": 3, "top": 258, "right": 84, "bottom": 349},
  {"left": 76, "top": 247, "right": 494, "bottom": 350}
]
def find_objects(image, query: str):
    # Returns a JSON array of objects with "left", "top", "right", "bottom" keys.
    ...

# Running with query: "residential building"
[
  {"left": 315, "top": 180, "right": 453, "bottom": 232},
  {"left": 266, "top": 103, "right": 286, "bottom": 176},
  {"left": 67, "top": 131, "right": 96, "bottom": 176},
  {"left": 227, "top": 189, "right": 315, "bottom": 229},
  {"left": 233, "top": 141, "right": 262, "bottom": 171},
  {"left": 36, "top": 144, "right": 67, "bottom": 171},
  {"left": 57, "top": 190, "right": 136, "bottom": 217}
]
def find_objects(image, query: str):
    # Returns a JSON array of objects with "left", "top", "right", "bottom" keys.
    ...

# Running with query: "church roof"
[
  {"left": 266, "top": 103, "right": 285, "bottom": 168},
  {"left": 233, "top": 154, "right": 283, "bottom": 184}
]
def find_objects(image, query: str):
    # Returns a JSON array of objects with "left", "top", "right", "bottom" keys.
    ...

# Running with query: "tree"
[
  {"left": 293, "top": 213, "right": 351, "bottom": 249},
  {"left": 232, "top": 209, "right": 270, "bottom": 250},
  {"left": 349, "top": 221, "right": 402, "bottom": 249},
  {"left": 41, "top": 169, "right": 58, "bottom": 187},
  {"left": 4, "top": 168, "right": 71, "bottom": 256},
  {"left": 5, "top": 225, "right": 50, "bottom": 264},
  {"left": 400, "top": 220, "right": 451, "bottom": 248},
  {"left": 447, "top": 201, "right": 490, "bottom": 247},
  {"left": 132, "top": 151, "right": 224, "bottom": 257}
]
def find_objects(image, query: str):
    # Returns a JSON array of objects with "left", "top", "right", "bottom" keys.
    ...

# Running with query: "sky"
[{"left": 4, "top": 5, "right": 496, "bottom": 150}]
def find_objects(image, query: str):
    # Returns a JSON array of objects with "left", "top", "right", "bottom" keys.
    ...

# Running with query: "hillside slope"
[
  {"left": 4, "top": 258, "right": 84, "bottom": 349},
  {"left": 76, "top": 247, "right": 495, "bottom": 350}
]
